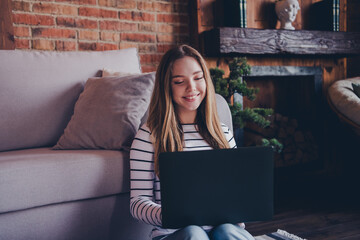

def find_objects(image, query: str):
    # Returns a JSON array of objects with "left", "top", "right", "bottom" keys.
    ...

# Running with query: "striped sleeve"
[
  {"left": 221, "top": 123, "right": 237, "bottom": 149},
  {"left": 129, "top": 125, "right": 162, "bottom": 227}
]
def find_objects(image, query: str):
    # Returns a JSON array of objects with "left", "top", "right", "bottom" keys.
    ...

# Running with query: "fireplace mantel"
[{"left": 202, "top": 28, "right": 360, "bottom": 56}]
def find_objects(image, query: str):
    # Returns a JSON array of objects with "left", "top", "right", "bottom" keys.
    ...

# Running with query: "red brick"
[
  {"left": 57, "top": 17, "right": 98, "bottom": 29},
  {"left": 32, "top": 39, "right": 55, "bottom": 50},
  {"left": 119, "top": 11, "right": 132, "bottom": 21},
  {"left": 14, "top": 26, "right": 30, "bottom": 37},
  {"left": 119, "top": 42, "right": 137, "bottom": 49},
  {"left": 157, "top": 34, "right": 176, "bottom": 43},
  {"left": 165, "top": 0, "right": 184, "bottom": 3},
  {"left": 98, "top": 0, "right": 136, "bottom": 9},
  {"left": 33, "top": 3, "right": 78, "bottom": 16},
  {"left": 137, "top": 2, "right": 173, "bottom": 12},
  {"left": 79, "top": 42, "right": 118, "bottom": 51},
  {"left": 56, "top": 40, "right": 76, "bottom": 51},
  {"left": 157, "top": 24, "right": 171, "bottom": 33},
  {"left": 55, "top": 0, "right": 96, "bottom": 5},
  {"left": 138, "top": 44, "right": 157, "bottom": 53},
  {"left": 13, "top": 13, "right": 55, "bottom": 26},
  {"left": 76, "top": 18, "right": 98, "bottom": 29},
  {"left": 56, "top": 17, "right": 76, "bottom": 27},
  {"left": 79, "top": 30, "right": 99, "bottom": 40},
  {"left": 78, "top": 42, "right": 95, "bottom": 51},
  {"left": 157, "top": 24, "right": 188, "bottom": 34},
  {"left": 138, "top": 23, "right": 156, "bottom": 32},
  {"left": 154, "top": 2, "right": 172, "bottom": 12},
  {"left": 39, "top": 0, "right": 65, "bottom": 2},
  {"left": 100, "top": 32, "right": 120, "bottom": 42},
  {"left": 79, "top": 7, "right": 118, "bottom": 19},
  {"left": 157, "top": 34, "right": 188, "bottom": 44},
  {"left": 141, "top": 65, "right": 157, "bottom": 73},
  {"left": 157, "top": 14, "right": 188, "bottom": 24},
  {"left": 157, "top": 44, "right": 176, "bottom": 53},
  {"left": 140, "top": 54, "right": 162, "bottom": 64},
  {"left": 119, "top": 22, "right": 138, "bottom": 31},
  {"left": 15, "top": 38, "right": 30, "bottom": 49},
  {"left": 32, "top": 28, "right": 76, "bottom": 38},
  {"left": 99, "top": 20, "right": 120, "bottom": 31},
  {"left": 131, "top": 11, "right": 155, "bottom": 22},
  {"left": 99, "top": 20, "right": 137, "bottom": 31},
  {"left": 120, "top": 33, "right": 155, "bottom": 43},
  {"left": 101, "top": 9, "right": 119, "bottom": 18},
  {"left": 12, "top": 1, "right": 30, "bottom": 11},
  {"left": 137, "top": 2, "right": 154, "bottom": 12}
]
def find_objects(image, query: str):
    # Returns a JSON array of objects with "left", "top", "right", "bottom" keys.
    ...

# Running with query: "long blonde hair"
[{"left": 147, "top": 45, "right": 230, "bottom": 176}]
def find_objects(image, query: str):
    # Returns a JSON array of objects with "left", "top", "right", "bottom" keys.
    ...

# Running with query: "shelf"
[{"left": 202, "top": 27, "right": 360, "bottom": 56}]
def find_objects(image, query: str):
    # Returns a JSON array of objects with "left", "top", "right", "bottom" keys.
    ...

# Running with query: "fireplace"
[
  {"left": 201, "top": 27, "right": 360, "bottom": 174},
  {"left": 243, "top": 66, "right": 323, "bottom": 171}
]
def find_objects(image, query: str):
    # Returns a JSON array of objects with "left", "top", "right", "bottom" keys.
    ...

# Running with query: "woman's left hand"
[{"left": 237, "top": 223, "right": 245, "bottom": 228}]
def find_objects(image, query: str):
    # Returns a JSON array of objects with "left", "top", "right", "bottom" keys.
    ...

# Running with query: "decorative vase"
[{"left": 275, "top": 0, "right": 300, "bottom": 30}]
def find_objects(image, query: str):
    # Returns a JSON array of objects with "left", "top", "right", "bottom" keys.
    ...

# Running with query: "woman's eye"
[
  {"left": 195, "top": 76, "right": 204, "bottom": 80},
  {"left": 173, "top": 81, "right": 183, "bottom": 85}
]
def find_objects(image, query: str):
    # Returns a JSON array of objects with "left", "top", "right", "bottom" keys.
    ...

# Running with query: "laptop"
[{"left": 159, "top": 146, "right": 274, "bottom": 229}]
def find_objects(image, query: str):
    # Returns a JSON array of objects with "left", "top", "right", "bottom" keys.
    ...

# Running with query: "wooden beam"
[
  {"left": 0, "top": 0, "right": 15, "bottom": 50},
  {"left": 203, "top": 27, "right": 360, "bottom": 56}
]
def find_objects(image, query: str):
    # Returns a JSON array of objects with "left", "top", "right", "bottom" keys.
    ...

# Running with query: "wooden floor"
[{"left": 246, "top": 171, "right": 360, "bottom": 240}]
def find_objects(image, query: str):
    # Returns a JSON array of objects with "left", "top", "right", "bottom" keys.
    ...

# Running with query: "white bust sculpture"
[{"left": 275, "top": 0, "right": 300, "bottom": 30}]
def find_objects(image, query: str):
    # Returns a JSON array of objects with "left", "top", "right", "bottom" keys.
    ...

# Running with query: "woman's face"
[{"left": 170, "top": 56, "right": 206, "bottom": 123}]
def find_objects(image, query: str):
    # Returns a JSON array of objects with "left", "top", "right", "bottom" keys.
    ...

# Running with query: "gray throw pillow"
[
  {"left": 53, "top": 72, "right": 155, "bottom": 150},
  {"left": 352, "top": 83, "right": 360, "bottom": 98}
]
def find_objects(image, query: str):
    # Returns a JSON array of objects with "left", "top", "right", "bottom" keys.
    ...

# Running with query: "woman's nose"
[{"left": 186, "top": 79, "right": 196, "bottom": 91}]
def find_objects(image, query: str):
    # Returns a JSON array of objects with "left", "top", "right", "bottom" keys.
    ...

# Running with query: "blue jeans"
[{"left": 153, "top": 224, "right": 255, "bottom": 240}]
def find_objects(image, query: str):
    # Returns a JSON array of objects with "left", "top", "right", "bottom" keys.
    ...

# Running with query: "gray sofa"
[{"left": 0, "top": 49, "right": 233, "bottom": 240}]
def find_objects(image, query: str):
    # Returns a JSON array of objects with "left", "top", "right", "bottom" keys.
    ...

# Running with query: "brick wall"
[{"left": 12, "top": 0, "right": 190, "bottom": 72}]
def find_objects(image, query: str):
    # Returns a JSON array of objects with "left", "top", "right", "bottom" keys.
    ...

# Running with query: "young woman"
[{"left": 130, "top": 45, "right": 255, "bottom": 240}]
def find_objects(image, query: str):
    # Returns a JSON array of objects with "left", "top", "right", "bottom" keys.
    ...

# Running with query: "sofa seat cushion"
[
  {"left": 328, "top": 77, "right": 360, "bottom": 126},
  {"left": 0, "top": 148, "right": 129, "bottom": 214}
]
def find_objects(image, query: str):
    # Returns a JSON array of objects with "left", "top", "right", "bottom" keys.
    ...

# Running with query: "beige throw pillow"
[{"left": 53, "top": 72, "right": 155, "bottom": 150}]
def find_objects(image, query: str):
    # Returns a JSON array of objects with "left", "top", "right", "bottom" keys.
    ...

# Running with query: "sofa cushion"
[
  {"left": 0, "top": 148, "right": 129, "bottom": 214},
  {"left": 53, "top": 72, "right": 155, "bottom": 150},
  {"left": 0, "top": 49, "right": 141, "bottom": 152},
  {"left": 328, "top": 77, "right": 360, "bottom": 126}
]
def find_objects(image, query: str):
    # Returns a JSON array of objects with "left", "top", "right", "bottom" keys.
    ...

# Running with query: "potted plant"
[{"left": 210, "top": 57, "right": 283, "bottom": 152}]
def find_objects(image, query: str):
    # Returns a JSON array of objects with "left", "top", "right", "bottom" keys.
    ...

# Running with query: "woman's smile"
[{"left": 183, "top": 93, "right": 200, "bottom": 101}]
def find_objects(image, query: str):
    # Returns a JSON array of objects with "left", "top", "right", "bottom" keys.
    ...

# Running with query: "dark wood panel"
[
  {"left": 203, "top": 27, "right": 360, "bottom": 56},
  {"left": 0, "top": 0, "right": 15, "bottom": 50}
]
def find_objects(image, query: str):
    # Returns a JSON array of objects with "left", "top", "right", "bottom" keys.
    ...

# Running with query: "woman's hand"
[{"left": 237, "top": 223, "right": 245, "bottom": 228}]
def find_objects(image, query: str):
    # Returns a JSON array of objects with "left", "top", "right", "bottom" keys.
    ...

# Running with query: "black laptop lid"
[{"left": 159, "top": 146, "right": 273, "bottom": 229}]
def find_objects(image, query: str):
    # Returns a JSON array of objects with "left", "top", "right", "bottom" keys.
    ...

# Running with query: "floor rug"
[{"left": 255, "top": 229, "right": 307, "bottom": 240}]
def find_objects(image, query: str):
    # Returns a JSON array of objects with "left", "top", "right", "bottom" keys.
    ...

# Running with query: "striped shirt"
[{"left": 129, "top": 123, "right": 237, "bottom": 238}]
